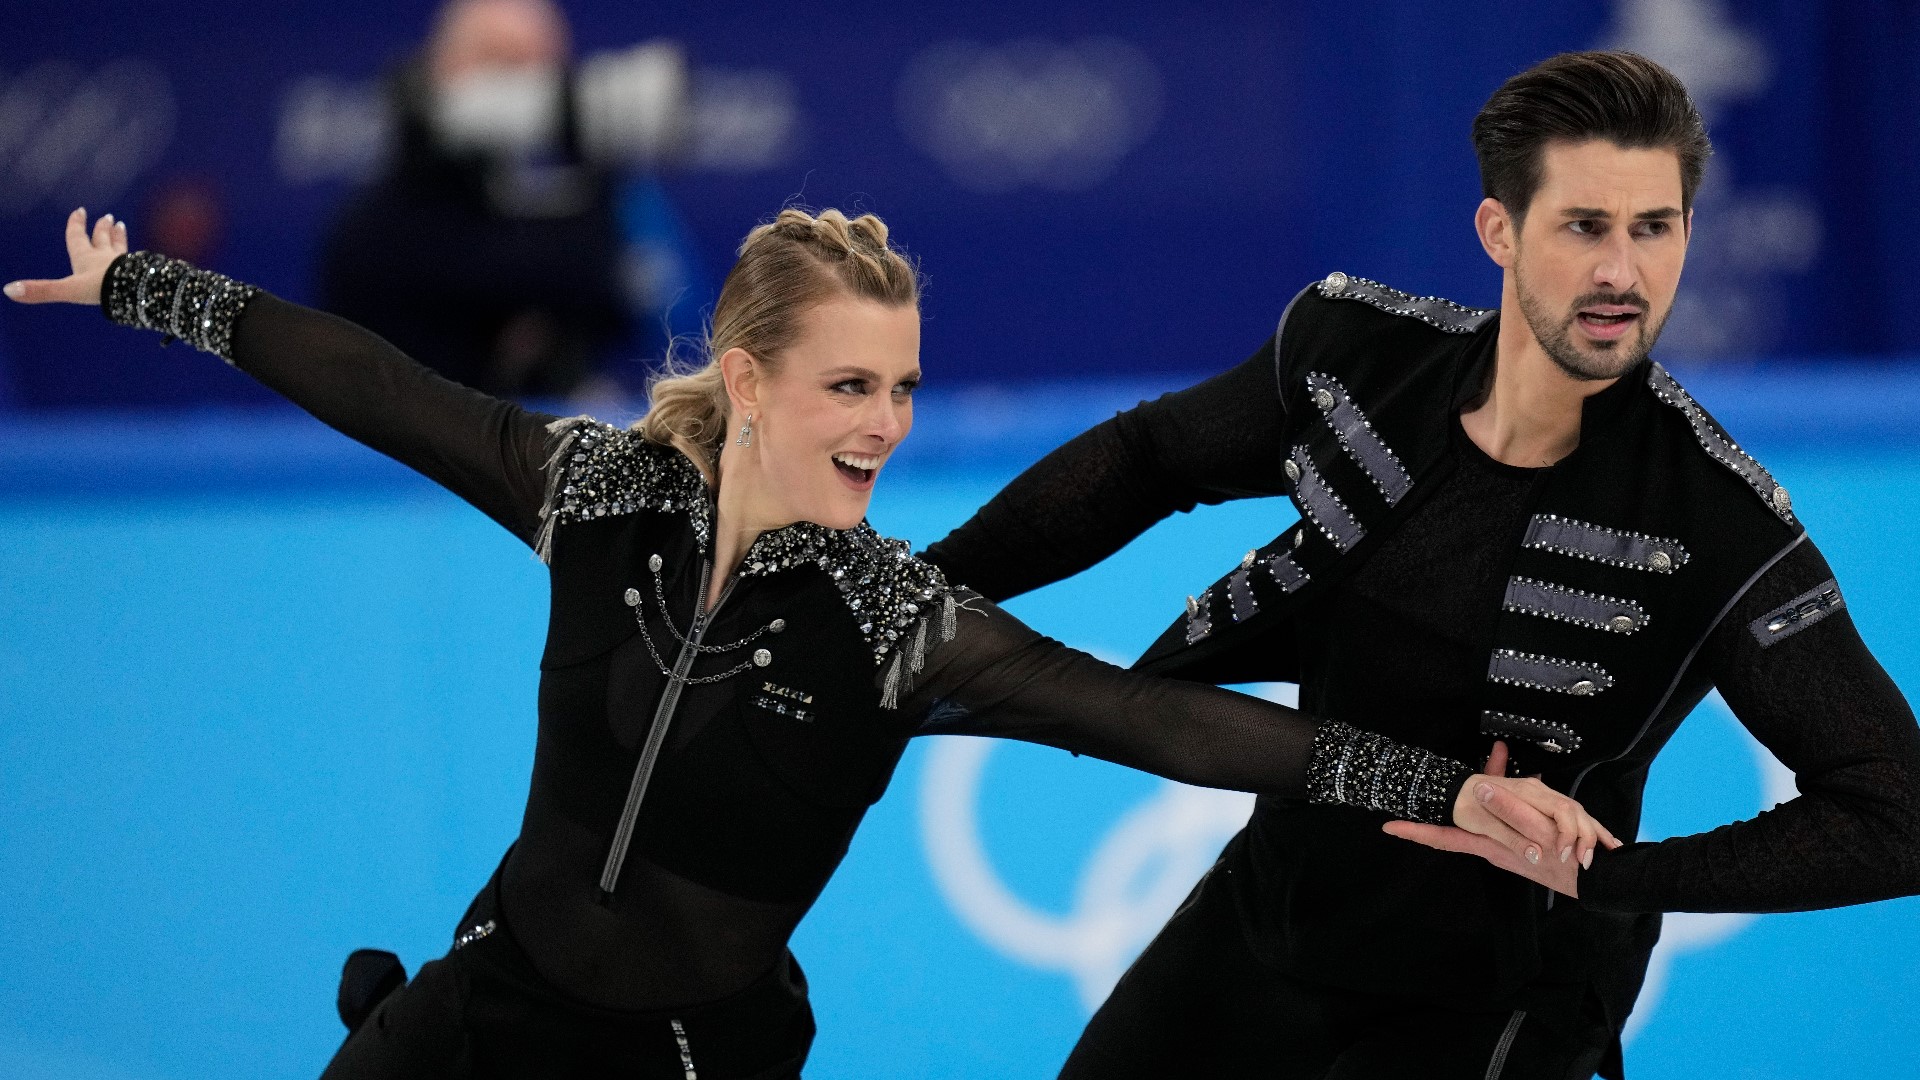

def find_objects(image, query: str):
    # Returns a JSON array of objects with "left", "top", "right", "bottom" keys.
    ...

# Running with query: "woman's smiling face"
[{"left": 721, "top": 295, "right": 922, "bottom": 532}]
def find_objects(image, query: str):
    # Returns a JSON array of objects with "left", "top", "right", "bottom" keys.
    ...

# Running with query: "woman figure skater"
[{"left": 7, "top": 208, "right": 1612, "bottom": 1079}]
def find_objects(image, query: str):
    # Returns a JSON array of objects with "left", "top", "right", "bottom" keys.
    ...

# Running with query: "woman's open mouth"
[{"left": 833, "top": 451, "right": 882, "bottom": 487}]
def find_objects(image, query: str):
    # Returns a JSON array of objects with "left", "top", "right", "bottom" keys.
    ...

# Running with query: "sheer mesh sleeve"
[
  {"left": 102, "top": 252, "right": 558, "bottom": 546},
  {"left": 920, "top": 339, "right": 1290, "bottom": 602},
  {"left": 895, "top": 590, "right": 1472, "bottom": 824},
  {"left": 1580, "top": 539, "right": 1920, "bottom": 913}
]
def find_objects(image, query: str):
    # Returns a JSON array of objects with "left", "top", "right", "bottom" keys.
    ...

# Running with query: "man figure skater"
[{"left": 926, "top": 51, "right": 1920, "bottom": 1078}]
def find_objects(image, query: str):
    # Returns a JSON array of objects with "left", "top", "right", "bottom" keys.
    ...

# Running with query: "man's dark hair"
[{"left": 1472, "top": 51, "right": 1712, "bottom": 225}]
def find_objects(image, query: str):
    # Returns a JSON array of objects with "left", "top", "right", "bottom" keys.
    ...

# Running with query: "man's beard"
[{"left": 1515, "top": 268, "right": 1670, "bottom": 382}]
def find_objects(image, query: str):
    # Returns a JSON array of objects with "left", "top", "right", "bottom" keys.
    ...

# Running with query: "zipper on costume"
[{"left": 598, "top": 559, "right": 737, "bottom": 900}]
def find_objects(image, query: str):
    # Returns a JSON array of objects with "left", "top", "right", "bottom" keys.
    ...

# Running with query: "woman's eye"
[
  {"left": 831, "top": 379, "right": 867, "bottom": 395},
  {"left": 893, "top": 381, "right": 919, "bottom": 398}
]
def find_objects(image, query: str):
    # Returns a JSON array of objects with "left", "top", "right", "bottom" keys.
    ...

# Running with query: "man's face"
[{"left": 1510, "top": 140, "right": 1690, "bottom": 381}]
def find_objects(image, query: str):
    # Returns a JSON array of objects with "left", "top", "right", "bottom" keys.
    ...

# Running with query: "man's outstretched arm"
[
  {"left": 1577, "top": 538, "right": 1920, "bottom": 913},
  {"left": 923, "top": 336, "right": 1291, "bottom": 602}
]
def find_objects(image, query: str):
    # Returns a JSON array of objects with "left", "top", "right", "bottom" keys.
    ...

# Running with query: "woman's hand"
[
  {"left": 1382, "top": 741, "right": 1623, "bottom": 897},
  {"left": 5, "top": 208, "right": 129, "bottom": 306}
]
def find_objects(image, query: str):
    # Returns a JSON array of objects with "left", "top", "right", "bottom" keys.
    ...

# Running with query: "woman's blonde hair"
[{"left": 636, "top": 207, "right": 922, "bottom": 471}]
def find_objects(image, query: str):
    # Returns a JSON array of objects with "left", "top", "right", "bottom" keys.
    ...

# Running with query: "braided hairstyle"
[{"left": 636, "top": 208, "right": 922, "bottom": 471}]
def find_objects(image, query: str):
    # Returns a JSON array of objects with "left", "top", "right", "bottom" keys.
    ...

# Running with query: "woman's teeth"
[{"left": 833, "top": 452, "right": 880, "bottom": 482}]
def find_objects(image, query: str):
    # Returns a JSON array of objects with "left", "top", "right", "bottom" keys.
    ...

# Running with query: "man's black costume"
[{"left": 926, "top": 273, "right": 1920, "bottom": 1078}]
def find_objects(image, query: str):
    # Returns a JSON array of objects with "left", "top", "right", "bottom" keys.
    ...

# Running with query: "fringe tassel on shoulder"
[
  {"left": 879, "top": 590, "right": 963, "bottom": 710},
  {"left": 533, "top": 416, "right": 590, "bottom": 565}
]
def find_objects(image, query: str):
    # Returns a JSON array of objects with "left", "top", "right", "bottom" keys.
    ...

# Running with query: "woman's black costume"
[{"left": 96, "top": 252, "right": 1482, "bottom": 1079}]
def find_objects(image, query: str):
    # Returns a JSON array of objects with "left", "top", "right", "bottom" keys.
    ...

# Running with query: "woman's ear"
[{"left": 718, "top": 346, "right": 760, "bottom": 418}]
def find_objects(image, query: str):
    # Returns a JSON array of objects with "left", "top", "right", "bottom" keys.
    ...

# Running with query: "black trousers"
[
  {"left": 320, "top": 879, "right": 813, "bottom": 1080},
  {"left": 1060, "top": 856, "right": 1612, "bottom": 1080}
]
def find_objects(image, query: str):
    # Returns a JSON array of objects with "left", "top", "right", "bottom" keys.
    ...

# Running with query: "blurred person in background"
[{"left": 320, "top": 0, "right": 689, "bottom": 398}]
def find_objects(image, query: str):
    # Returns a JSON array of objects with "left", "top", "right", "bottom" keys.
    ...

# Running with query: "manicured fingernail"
[
  {"left": 1525, "top": 847, "right": 1540, "bottom": 865},
  {"left": 101, "top": 213, "right": 113, "bottom": 226},
  {"left": 1476, "top": 784, "right": 1493, "bottom": 803},
  {"left": 1581, "top": 848, "right": 1593, "bottom": 870},
  {"left": 1560, "top": 846, "right": 1572, "bottom": 864},
  {"left": 3, "top": 281, "right": 23, "bottom": 299}
]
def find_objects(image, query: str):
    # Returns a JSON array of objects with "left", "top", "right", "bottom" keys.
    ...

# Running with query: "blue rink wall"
[{"left": 5, "top": 368, "right": 1920, "bottom": 1079}]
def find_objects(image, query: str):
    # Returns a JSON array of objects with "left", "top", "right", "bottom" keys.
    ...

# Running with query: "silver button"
[
  {"left": 1772, "top": 485, "right": 1793, "bottom": 514},
  {"left": 1241, "top": 550, "right": 1257, "bottom": 569},
  {"left": 1647, "top": 550, "right": 1672, "bottom": 572},
  {"left": 1283, "top": 459, "right": 1302, "bottom": 482},
  {"left": 1608, "top": 614, "right": 1636, "bottom": 633},
  {"left": 1292, "top": 529, "right": 1305, "bottom": 549},
  {"left": 1540, "top": 739, "right": 1564, "bottom": 753},
  {"left": 1569, "top": 679, "right": 1596, "bottom": 696},
  {"left": 648, "top": 553, "right": 663, "bottom": 573},
  {"left": 1185, "top": 595, "right": 1200, "bottom": 617},
  {"left": 769, "top": 618, "right": 787, "bottom": 633},
  {"left": 1323, "top": 271, "right": 1349, "bottom": 294},
  {"left": 623, "top": 588, "right": 641, "bottom": 607},
  {"left": 1312, "top": 387, "right": 1337, "bottom": 411},
  {"left": 753, "top": 648, "right": 772, "bottom": 667}
]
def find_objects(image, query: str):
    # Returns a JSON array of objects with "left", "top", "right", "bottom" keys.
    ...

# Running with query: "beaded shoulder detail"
[
  {"left": 535, "top": 417, "right": 959, "bottom": 705},
  {"left": 735, "top": 519, "right": 960, "bottom": 706},
  {"left": 101, "top": 251, "right": 259, "bottom": 361},
  {"left": 535, "top": 418, "right": 713, "bottom": 561},
  {"left": 1647, "top": 362, "right": 1797, "bottom": 525},
  {"left": 1314, "top": 271, "right": 1494, "bottom": 335}
]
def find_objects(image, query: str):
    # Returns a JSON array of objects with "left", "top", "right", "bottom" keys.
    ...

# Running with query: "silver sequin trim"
[
  {"left": 1289, "top": 445, "right": 1365, "bottom": 552},
  {"left": 535, "top": 424, "right": 953, "bottom": 673},
  {"left": 1502, "top": 576, "right": 1647, "bottom": 634},
  {"left": 1305, "top": 719, "right": 1471, "bottom": 826},
  {"left": 1303, "top": 371, "right": 1414, "bottom": 505},
  {"left": 670, "top": 1018, "right": 698, "bottom": 1079},
  {"left": 1649, "top": 363, "right": 1796, "bottom": 525},
  {"left": 1523, "top": 514, "right": 1689, "bottom": 574},
  {"left": 1487, "top": 649, "right": 1614, "bottom": 696},
  {"left": 1185, "top": 588, "right": 1214, "bottom": 645},
  {"left": 1749, "top": 579, "right": 1844, "bottom": 648},
  {"left": 102, "top": 251, "right": 259, "bottom": 362},
  {"left": 1227, "top": 567, "right": 1258, "bottom": 622},
  {"left": 1316, "top": 272, "right": 1495, "bottom": 334},
  {"left": 1480, "top": 711, "right": 1583, "bottom": 754},
  {"left": 1265, "top": 551, "right": 1310, "bottom": 594},
  {"left": 452, "top": 920, "right": 496, "bottom": 949}
]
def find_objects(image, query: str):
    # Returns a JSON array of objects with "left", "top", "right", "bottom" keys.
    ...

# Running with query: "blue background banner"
[{"left": 3, "top": 0, "right": 1919, "bottom": 406}]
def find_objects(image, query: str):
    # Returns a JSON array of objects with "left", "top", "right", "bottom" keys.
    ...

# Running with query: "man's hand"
[
  {"left": 5, "top": 208, "right": 129, "bottom": 306},
  {"left": 1382, "top": 740, "right": 1623, "bottom": 897}
]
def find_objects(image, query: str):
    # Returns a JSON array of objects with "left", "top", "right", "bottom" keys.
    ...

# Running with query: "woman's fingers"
[
  {"left": 63, "top": 207, "right": 89, "bottom": 260},
  {"left": 91, "top": 211, "right": 116, "bottom": 248},
  {"left": 4, "top": 277, "right": 83, "bottom": 304},
  {"left": 1476, "top": 783, "right": 1557, "bottom": 855},
  {"left": 114, "top": 219, "right": 129, "bottom": 253}
]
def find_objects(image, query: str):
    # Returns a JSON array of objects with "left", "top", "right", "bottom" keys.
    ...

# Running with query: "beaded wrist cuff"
[
  {"left": 100, "top": 251, "right": 258, "bottom": 363},
  {"left": 1305, "top": 719, "right": 1473, "bottom": 826}
]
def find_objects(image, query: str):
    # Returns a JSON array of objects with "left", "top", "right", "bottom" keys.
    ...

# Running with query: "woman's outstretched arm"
[
  {"left": 7, "top": 210, "right": 559, "bottom": 546},
  {"left": 896, "top": 589, "right": 1620, "bottom": 883}
]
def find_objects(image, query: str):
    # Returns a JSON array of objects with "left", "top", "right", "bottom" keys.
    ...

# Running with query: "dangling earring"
[{"left": 736, "top": 413, "right": 754, "bottom": 447}]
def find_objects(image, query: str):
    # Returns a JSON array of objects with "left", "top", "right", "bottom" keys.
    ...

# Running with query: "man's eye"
[
  {"left": 1637, "top": 221, "right": 1669, "bottom": 237},
  {"left": 1569, "top": 220, "right": 1599, "bottom": 236}
]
